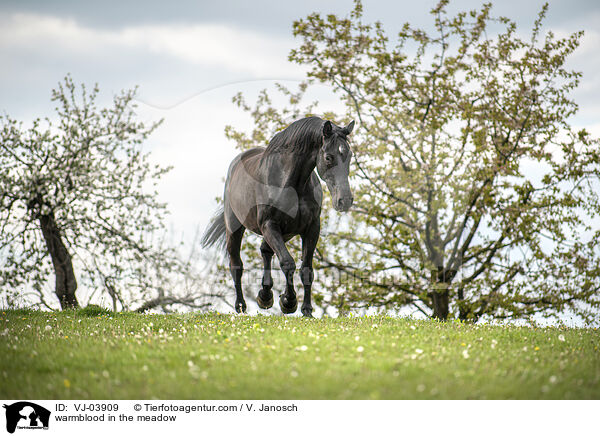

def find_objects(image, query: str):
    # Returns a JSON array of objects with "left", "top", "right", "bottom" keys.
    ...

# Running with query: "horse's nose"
[{"left": 337, "top": 197, "right": 353, "bottom": 211}]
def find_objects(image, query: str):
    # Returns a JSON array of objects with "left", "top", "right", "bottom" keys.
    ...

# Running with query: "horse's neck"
[{"left": 261, "top": 150, "right": 317, "bottom": 189}]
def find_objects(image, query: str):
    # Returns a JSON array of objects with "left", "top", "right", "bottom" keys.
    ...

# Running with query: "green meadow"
[{"left": 1, "top": 308, "right": 598, "bottom": 399}]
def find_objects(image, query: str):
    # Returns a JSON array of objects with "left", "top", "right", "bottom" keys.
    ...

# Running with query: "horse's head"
[{"left": 316, "top": 120, "right": 355, "bottom": 212}]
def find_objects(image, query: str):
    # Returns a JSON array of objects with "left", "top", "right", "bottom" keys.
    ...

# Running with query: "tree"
[
  {"left": 0, "top": 76, "right": 197, "bottom": 311},
  {"left": 224, "top": 1, "right": 600, "bottom": 323}
]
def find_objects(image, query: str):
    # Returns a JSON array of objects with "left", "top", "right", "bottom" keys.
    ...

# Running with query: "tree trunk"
[
  {"left": 431, "top": 268, "right": 454, "bottom": 320},
  {"left": 432, "top": 289, "right": 449, "bottom": 320},
  {"left": 39, "top": 213, "right": 79, "bottom": 309}
]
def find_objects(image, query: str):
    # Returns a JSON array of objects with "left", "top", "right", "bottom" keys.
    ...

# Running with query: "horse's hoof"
[
  {"left": 256, "top": 291, "right": 274, "bottom": 309},
  {"left": 279, "top": 294, "right": 298, "bottom": 314},
  {"left": 301, "top": 306, "right": 314, "bottom": 318},
  {"left": 235, "top": 299, "right": 247, "bottom": 313}
]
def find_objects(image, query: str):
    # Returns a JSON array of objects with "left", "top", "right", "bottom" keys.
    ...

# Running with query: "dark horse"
[{"left": 202, "top": 116, "right": 355, "bottom": 317}]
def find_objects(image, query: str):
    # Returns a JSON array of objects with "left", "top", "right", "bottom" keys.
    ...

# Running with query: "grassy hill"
[{"left": 1, "top": 308, "right": 598, "bottom": 399}]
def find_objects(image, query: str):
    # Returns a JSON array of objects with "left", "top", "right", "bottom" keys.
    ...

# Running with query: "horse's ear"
[
  {"left": 343, "top": 120, "right": 355, "bottom": 135},
  {"left": 323, "top": 120, "right": 333, "bottom": 138}
]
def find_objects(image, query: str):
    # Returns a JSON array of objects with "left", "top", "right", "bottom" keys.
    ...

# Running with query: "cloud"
[
  {"left": 0, "top": 12, "right": 300, "bottom": 77},
  {"left": 0, "top": 11, "right": 335, "bottom": 241}
]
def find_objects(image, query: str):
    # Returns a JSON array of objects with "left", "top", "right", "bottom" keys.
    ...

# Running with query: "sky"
[{"left": 1, "top": 0, "right": 599, "bottom": 316}]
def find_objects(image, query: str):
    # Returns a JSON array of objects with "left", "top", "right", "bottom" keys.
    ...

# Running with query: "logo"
[{"left": 3, "top": 402, "right": 50, "bottom": 434}]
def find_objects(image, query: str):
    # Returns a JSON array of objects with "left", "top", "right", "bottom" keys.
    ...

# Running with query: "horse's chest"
[
  {"left": 286, "top": 201, "right": 319, "bottom": 234},
  {"left": 260, "top": 198, "right": 319, "bottom": 239}
]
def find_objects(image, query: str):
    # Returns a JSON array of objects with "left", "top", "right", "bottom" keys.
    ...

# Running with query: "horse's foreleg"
[
  {"left": 226, "top": 226, "right": 246, "bottom": 313},
  {"left": 256, "top": 240, "right": 274, "bottom": 309},
  {"left": 261, "top": 221, "right": 297, "bottom": 314},
  {"left": 300, "top": 222, "right": 320, "bottom": 318}
]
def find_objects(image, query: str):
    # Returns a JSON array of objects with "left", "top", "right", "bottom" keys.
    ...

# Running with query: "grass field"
[{"left": 1, "top": 307, "right": 598, "bottom": 399}]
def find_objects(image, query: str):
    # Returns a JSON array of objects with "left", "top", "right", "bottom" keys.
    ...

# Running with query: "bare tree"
[{"left": 0, "top": 76, "right": 218, "bottom": 312}]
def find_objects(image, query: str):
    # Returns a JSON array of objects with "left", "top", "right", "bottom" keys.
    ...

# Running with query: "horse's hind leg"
[
  {"left": 256, "top": 240, "right": 274, "bottom": 309},
  {"left": 226, "top": 225, "right": 246, "bottom": 313}
]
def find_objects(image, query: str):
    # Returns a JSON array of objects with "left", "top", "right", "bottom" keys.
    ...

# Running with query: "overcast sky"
[{"left": 1, "top": 0, "right": 599, "bottom": 247}]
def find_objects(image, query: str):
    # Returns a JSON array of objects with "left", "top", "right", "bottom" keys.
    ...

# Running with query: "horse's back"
[
  {"left": 226, "top": 147, "right": 264, "bottom": 182},
  {"left": 224, "top": 147, "right": 265, "bottom": 234}
]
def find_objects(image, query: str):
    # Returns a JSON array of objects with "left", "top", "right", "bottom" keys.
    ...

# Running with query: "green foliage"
[
  {"left": 225, "top": 1, "right": 600, "bottom": 323},
  {"left": 1, "top": 309, "right": 598, "bottom": 399}
]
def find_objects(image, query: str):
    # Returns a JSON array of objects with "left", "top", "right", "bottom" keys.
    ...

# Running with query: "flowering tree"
[
  {"left": 0, "top": 76, "right": 204, "bottom": 311},
  {"left": 225, "top": 1, "right": 600, "bottom": 323}
]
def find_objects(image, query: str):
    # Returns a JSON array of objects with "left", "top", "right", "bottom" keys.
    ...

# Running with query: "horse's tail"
[{"left": 201, "top": 207, "right": 227, "bottom": 250}]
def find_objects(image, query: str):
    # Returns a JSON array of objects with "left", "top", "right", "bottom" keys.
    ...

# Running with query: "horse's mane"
[{"left": 264, "top": 117, "right": 323, "bottom": 156}]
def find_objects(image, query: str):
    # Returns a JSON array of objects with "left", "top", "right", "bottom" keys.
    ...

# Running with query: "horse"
[{"left": 201, "top": 116, "right": 355, "bottom": 317}]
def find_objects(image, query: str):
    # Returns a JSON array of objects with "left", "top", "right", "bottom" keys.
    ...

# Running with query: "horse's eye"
[{"left": 325, "top": 154, "right": 334, "bottom": 166}]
